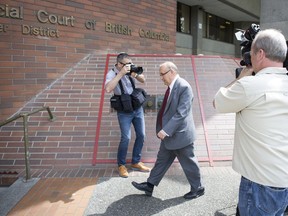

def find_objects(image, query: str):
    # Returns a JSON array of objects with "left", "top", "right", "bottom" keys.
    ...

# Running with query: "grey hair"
[
  {"left": 160, "top": 61, "right": 179, "bottom": 73},
  {"left": 252, "top": 29, "right": 287, "bottom": 62},
  {"left": 117, "top": 52, "right": 130, "bottom": 63}
]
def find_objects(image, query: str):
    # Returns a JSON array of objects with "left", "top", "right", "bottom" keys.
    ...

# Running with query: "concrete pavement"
[{"left": 84, "top": 166, "right": 240, "bottom": 216}]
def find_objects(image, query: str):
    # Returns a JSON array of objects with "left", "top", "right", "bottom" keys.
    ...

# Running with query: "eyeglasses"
[
  {"left": 119, "top": 62, "right": 131, "bottom": 65},
  {"left": 160, "top": 69, "right": 171, "bottom": 76}
]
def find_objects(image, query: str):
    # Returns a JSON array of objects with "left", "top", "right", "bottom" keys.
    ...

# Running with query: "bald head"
[
  {"left": 159, "top": 61, "right": 179, "bottom": 86},
  {"left": 159, "top": 61, "right": 179, "bottom": 74}
]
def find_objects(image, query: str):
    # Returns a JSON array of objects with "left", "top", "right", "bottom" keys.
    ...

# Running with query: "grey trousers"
[{"left": 147, "top": 143, "right": 202, "bottom": 192}]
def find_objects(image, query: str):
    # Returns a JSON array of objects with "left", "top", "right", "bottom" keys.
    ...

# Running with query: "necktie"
[{"left": 159, "top": 87, "right": 170, "bottom": 128}]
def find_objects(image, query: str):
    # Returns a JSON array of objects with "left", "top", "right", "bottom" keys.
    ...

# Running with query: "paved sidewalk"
[
  {"left": 1, "top": 166, "right": 242, "bottom": 216},
  {"left": 4, "top": 178, "right": 97, "bottom": 216},
  {"left": 0, "top": 178, "right": 39, "bottom": 216},
  {"left": 84, "top": 166, "right": 240, "bottom": 216},
  {"left": 2, "top": 165, "right": 287, "bottom": 216}
]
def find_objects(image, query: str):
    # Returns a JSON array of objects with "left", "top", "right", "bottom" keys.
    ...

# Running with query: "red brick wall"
[
  {"left": 0, "top": 54, "right": 238, "bottom": 171},
  {"left": 0, "top": 0, "right": 176, "bottom": 121}
]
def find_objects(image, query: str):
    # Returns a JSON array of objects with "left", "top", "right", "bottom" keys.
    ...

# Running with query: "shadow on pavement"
[{"left": 87, "top": 194, "right": 186, "bottom": 216}]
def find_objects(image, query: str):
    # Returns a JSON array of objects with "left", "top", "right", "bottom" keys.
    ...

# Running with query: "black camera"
[
  {"left": 129, "top": 64, "right": 143, "bottom": 75},
  {"left": 238, "top": 23, "right": 260, "bottom": 67},
  {"left": 235, "top": 23, "right": 260, "bottom": 78},
  {"left": 284, "top": 41, "right": 288, "bottom": 70},
  {"left": 235, "top": 24, "right": 288, "bottom": 78}
]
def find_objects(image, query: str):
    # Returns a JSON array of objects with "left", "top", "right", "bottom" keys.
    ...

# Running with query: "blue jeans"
[
  {"left": 117, "top": 107, "right": 145, "bottom": 166},
  {"left": 238, "top": 176, "right": 288, "bottom": 216}
]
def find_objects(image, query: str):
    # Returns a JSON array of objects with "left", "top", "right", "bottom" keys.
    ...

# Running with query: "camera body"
[
  {"left": 235, "top": 24, "right": 288, "bottom": 78},
  {"left": 235, "top": 23, "right": 260, "bottom": 78},
  {"left": 284, "top": 41, "right": 288, "bottom": 70},
  {"left": 130, "top": 64, "right": 143, "bottom": 75},
  {"left": 125, "top": 64, "right": 143, "bottom": 76},
  {"left": 238, "top": 23, "right": 260, "bottom": 67}
]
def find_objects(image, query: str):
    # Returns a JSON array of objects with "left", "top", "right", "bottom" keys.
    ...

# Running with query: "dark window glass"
[
  {"left": 204, "top": 13, "right": 234, "bottom": 43},
  {"left": 177, "top": 2, "right": 191, "bottom": 34}
]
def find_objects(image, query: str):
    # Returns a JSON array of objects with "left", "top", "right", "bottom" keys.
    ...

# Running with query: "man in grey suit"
[{"left": 132, "top": 61, "right": 204, "bottom": 199}]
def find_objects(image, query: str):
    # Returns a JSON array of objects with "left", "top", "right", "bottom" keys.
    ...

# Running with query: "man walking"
[{"left": 132, "top": 61, "right": 204, "bottom": 199}]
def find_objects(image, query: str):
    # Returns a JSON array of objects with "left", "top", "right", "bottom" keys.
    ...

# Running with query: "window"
[
  {"left": 177, "top": 2, "right": 191, "bottom": 34},
  {"left": 204, "top": 13, "right": 234, "bottom": 43}
]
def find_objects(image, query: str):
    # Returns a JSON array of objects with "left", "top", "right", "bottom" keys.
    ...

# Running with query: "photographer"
[
  {"left": 105, "top": 52, "right": 150, "bottom": 178},
  {"left": 213, "top": 29, "right": 288, "bottom": 215}
]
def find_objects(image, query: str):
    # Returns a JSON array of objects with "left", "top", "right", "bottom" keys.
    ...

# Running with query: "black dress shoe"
[
  {"left": 184, "top": 187, "right": 205, "bottom": 200},
  {"left": 131, "top": 181, "right": 153, "bottom": 196}
]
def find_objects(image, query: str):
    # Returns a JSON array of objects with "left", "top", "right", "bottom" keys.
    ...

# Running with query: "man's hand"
[
  {"left": 237, "top": 66, "right": 254, "bottom": 79},
  {"left": 157, "top": 130, "right": 167, "bottom": 140},
  {"left": 131, "top": 72, "right": 138, "bottom": 78},
  {"left": 119, "top": 64, "right": 131, "bottom": 76},
  {"left": 223, "top": 66, "right": 254, "bottom": 89}
]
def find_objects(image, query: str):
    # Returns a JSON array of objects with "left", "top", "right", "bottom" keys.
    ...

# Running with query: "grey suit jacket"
[{"left": 156, "top": 77, "right": 196, "bottom": 150}]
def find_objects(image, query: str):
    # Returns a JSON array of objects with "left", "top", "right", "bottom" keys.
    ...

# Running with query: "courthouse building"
[{"left": 0, "top": 0, "right": 286, "bottom": 174}]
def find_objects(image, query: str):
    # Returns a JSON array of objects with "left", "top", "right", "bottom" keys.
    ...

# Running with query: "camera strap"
[
  {"left": 113, "top": 69, "right": 135, "bottom": 94},
  {"left": 128, "top": 76, "right": 135, "bottom": 90}
]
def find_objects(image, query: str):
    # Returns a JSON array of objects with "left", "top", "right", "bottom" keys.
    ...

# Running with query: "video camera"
[
  {"left": 235, "top": 24, "right": 288, "bottom": 78},
  {"left": 284, "top": 41, "right": 288, "bottom": 70},
  {"left": 235, "top": 23, "right": 260, "bottom": 78}
]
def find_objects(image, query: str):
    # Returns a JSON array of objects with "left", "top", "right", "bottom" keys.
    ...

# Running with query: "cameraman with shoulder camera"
[
  {"left": 105, "top": 52, "right": 150, "bottom": 178},
  {"left": 213, "top": 29, "right": 288, "bottom": 216}
]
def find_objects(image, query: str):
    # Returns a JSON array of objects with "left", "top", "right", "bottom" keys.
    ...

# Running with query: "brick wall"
[
  {"left": 0, "top": 0, "right": 176, "bottom": 122},
  {"left": 0, "top": 54, "right": 239, "bottom": 171}
]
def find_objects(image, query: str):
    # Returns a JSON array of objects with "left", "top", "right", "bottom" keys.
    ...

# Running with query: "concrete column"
[
  {"left": 191, "top": 6, "right": 204, "bottom": 55},
  {"left": 260, "top": 0, "right": 288, "bottom": 38}
]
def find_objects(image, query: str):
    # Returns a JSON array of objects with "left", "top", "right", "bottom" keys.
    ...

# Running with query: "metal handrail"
[{"left": 0, "top": 106, "right": 56, "bottom": 181}]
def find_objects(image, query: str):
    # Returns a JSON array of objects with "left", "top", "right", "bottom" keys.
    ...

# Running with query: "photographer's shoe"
[
  {"left": 118, "top": 165, "right": 128, "bottom": 178},
  {"left": 132, "top": 181, "right": 153, "bottom": 196},
  {"left": 131, "top": 162, "right": 151, "bottom": 172}
]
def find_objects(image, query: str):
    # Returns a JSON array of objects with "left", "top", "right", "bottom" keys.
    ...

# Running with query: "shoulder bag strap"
[
  {"left": 112, "top": 69, "right": 125, "bottom": 94},
  {"left": 113, "top": 69, "right": 135, "bottom": 94},
  {"left": 128, "top": 76, "right": 135, "bottom": 89}
]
